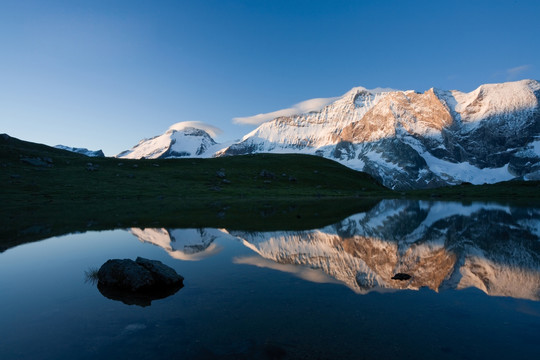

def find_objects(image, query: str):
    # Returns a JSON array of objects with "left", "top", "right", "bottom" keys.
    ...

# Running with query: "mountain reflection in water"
[{"left": 131, "top": 200, "right": 540, "bottom": 300}]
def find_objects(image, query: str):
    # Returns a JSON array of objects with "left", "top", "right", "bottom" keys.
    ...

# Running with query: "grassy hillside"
[
  {"left": 0, "top": 133, "right": 389, "bottom": 201},
  {"left": 0, "top": 134, "right": 388, "bottom": 249}
]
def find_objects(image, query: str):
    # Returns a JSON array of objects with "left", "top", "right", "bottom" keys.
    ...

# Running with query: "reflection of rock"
[
  {"left": 392, "top": 273, "right": 411, "bottom": 281},
  {"left": 97, "top": 257, "right": 183, "bottom": 307},
  {"left": 98, "top": 282, "right": 182, "bottom": 307}
]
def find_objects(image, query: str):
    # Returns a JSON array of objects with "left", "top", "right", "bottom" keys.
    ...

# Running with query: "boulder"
[
  {"left": 216, "top": 168, "right": 226, "bottom": 178},
  {"left": 86, "top": 162, "right": 99, "bottom": 171},
  {"left": 134, "top": 257, "right": 183, "bottom": 287},
  {"left": 96, "top": 257, "right": 184, "bottom": 306},
  {"left": 259, "top": 169, "right": 276, "bottom": 179}
]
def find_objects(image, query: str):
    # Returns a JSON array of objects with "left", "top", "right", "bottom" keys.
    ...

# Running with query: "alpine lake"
[{"left": 1, "top": 199, "right": 540, "bottom": 360}]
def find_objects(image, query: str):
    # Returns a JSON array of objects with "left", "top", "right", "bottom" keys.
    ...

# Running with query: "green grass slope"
[
  {"left": 0, "top": 134, "right": 389, "bottom": 249},
  {"left": 0, "top": 133, "right": 389, "bottom": 201}
]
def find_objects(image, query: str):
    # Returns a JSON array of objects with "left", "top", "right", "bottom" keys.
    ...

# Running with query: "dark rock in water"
[
  {"left": 98, "top": 257, "right": 184, "bottom": 291},
  {"left": 96, "top": 257, "right": 183, "bottom": 306},
  {"left": 98, "top": 258, "right": 153, "bottom": 291},
  {"left": 391, "top": 273, "right": 412, "bottom": 281},
  {"left": 135, "top": 257, "right": 183, "bottom": 287}
]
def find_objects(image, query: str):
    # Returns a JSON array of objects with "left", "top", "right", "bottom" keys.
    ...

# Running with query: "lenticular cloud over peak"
[
  {"left": 232, "top": 86, "right": 399, "bottom": 126},
  {"left": 233, "top": 96, "right": 340, "bottom": 125},
  {"left": 168, "top": 121, "right": 223, "bottom": 138}
]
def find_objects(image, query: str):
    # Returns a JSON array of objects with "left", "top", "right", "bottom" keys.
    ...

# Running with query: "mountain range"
[{"left": 117, "top": 79, "right": 540, "bottom": 190}]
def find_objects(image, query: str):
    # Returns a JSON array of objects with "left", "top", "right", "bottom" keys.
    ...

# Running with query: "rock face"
[
  {"left": 97, "top": 257, "right": 183, "bottom": 306},
  {"left": 217, "top": 79, "right": 540, "bottom": 190}
]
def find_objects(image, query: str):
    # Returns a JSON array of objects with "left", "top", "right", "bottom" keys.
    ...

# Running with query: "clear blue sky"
[{"left": 1, "top": 0, "right": 539, "bottom": 156}]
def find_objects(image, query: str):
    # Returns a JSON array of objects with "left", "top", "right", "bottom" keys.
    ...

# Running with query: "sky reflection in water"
[{"left": 1, "top": 200, "right": 539, "bottom": 359}]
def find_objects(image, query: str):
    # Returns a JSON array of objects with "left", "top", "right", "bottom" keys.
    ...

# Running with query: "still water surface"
[{"left": 1, "top": 200, "right": 540, "bottom": 359}]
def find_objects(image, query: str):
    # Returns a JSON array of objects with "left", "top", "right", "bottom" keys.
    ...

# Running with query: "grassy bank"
[{"left": 405, "top": 179, "right": 540, "bottom": 204}]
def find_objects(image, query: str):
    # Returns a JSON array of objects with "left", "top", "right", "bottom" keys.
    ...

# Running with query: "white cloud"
[
  {"left": 233, "top": 96, "right": 340, "bottom": 125},
  {"left": 168, "top": 121, "right": 223, "bottom": 137},
  {"left": 506, "top": 64, "right": 531, "bottom": 79},
  {"left": 295, "top": 97, "right": 341, "bottom": 113}
]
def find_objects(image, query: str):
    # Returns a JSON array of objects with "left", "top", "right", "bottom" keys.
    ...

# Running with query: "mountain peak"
[
  {"left": 117, "top": 122, "right": 222, "bottom": 159},
  {"left": 166, "top": 126, "right": 211, "bottom": 137}
]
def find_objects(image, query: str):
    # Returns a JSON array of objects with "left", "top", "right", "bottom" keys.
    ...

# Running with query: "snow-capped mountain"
[
  {"left": 219, "top": 79, "right": 540, "bottom": 189},
  {"left": 117, "top": 122, "right": 225, "bottom": 159},
  {"left": 55, "top": 145, "right": 105, "bottom": 157},
  {"left": 116, "top": 80, "right": 539, "bottom": 189},
  {"left": 128, "top": 200, "right": 540, "bottom": 300}
]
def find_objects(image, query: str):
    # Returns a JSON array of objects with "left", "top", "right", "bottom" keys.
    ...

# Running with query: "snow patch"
[{"left": 421, "top": 150, "right": 514, "bottom": 184}]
